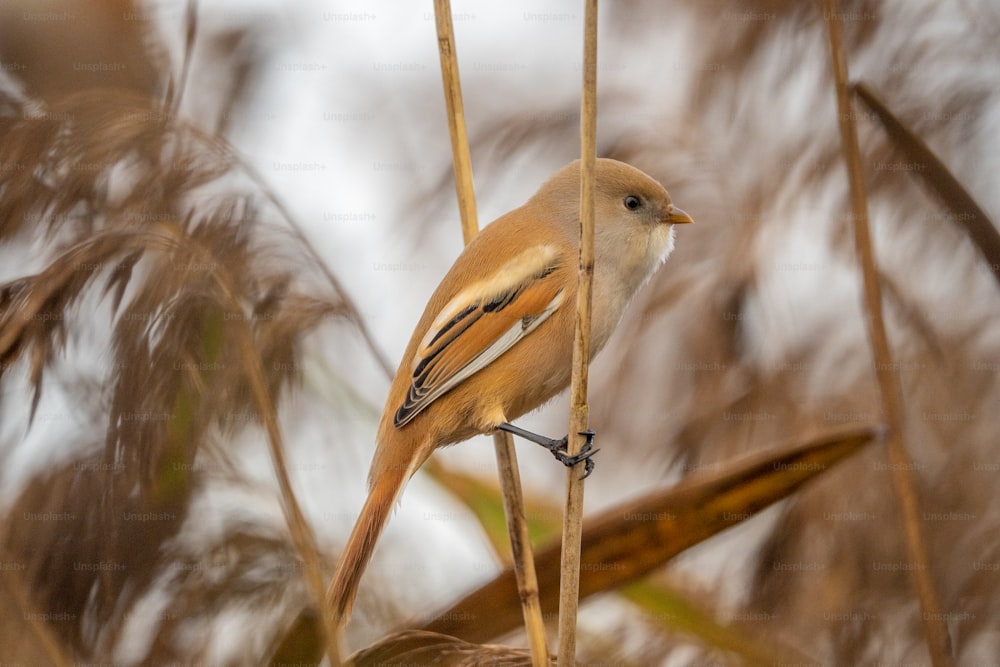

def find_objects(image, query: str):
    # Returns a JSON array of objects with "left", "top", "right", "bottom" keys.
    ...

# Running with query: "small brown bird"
[{"left": 327, "top": 158, "right": 692, "bottom": 625}]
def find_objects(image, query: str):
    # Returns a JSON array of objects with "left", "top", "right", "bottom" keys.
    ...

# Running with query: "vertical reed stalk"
[
  {"left": 821, "top": 3, "right": 954, "bottom": 665},
  {"left": 558, "top": 0, "right": 598, "bottom": 664}
]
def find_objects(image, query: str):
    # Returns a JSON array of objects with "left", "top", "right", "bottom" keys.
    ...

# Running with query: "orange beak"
[{"left": 667, "top": 205, "right": 694, "bottom": 225}]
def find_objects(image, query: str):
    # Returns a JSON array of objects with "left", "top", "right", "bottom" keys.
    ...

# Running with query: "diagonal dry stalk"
[
  {"left": 203, "top": 258, "right": 342, "bottom": 666},
  {"left": 433, "top": 0, "right": 478, "bottom": 244},
  {"left": 557, "top": 1, "right": 598, "bottom": 663},
  {"left": 820, "top": 2, "right": 954, "bottom": 665},
  {"left": 491, "top": 441, "right": 548, "bottom": 664},
  {"left": 432, "top": 1, "right": 549, "bottom": 665}
]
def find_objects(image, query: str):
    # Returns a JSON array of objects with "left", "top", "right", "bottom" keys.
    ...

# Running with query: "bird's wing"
[{"left": 393, "top": 244, "right": 567, "bottom": 428}]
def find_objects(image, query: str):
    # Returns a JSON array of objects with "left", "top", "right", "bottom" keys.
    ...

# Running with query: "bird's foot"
[
  {"left": 496, "top": 423, "right": 599, "bottom": 478},
  {"left": 547, "top": 430, "right": 598, "bottom": 479}
]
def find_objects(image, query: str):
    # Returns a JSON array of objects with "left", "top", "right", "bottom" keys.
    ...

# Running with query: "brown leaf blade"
[
  {"left": 421, "top": 425, "right": 882, "bottom": 644},
  {"left": 853, "top": 81, "right": 1000, "bottom": 285}
]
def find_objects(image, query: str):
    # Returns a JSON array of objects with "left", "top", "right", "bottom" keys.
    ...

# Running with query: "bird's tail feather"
[{"left": 326, "top": 453, "right": 415, "bottom": 628}]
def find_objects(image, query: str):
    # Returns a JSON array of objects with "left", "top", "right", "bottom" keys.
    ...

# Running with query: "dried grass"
[
  {"left": 0, "top": 8, "right": 355, "bottom": 662},
  {"left": 2, "top": 1, "right": 998, "bottom": 665}
]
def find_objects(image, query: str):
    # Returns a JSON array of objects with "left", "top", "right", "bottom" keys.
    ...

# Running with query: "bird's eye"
[{"left": 623, "top": 195, "right": 642, "bottom": 210}]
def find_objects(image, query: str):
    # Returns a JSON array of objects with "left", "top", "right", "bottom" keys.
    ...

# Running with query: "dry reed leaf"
[
  {"left": 421, "top": 426, "right": 879, "bottom": 644},
  {"left": 345, "top": 459, "right": 807, "bottom": 665},
  {"left": 853, "top": 81, "right": 1000, "bottom": 285}
]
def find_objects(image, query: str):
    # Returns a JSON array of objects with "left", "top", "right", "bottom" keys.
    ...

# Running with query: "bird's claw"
[{"left": 548, "top": 430, "right": 598, "bottom": 479}]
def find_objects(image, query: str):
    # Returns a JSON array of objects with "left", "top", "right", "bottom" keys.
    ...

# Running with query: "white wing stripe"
[{"left": 395, "top": 289, "right": 564, "bottom": 427}]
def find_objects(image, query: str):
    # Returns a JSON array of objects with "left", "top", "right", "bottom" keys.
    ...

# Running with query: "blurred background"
[{"left": 1, "top": 0, "right": 998, "bottom": 664}]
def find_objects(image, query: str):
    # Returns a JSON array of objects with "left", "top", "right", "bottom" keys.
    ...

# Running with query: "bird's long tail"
[{"left": 326, "top": 450, "right": 417, "bottom": 628}]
